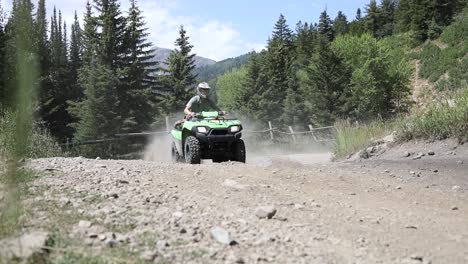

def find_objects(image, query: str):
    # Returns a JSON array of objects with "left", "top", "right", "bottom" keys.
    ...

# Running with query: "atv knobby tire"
[
  {"left": 212, "top": 157, "right": 229, "bottom": 163},
  {"left": 171, "top": 142, "right": 182, "bottom": 163},
  {"left": 232, "top": 139, "right": 246, "bottom": 163},
  {"left": 184, "top": 136, "right": 201, "bottom": 164}
]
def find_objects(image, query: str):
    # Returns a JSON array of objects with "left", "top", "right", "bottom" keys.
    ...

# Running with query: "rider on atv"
[{"left": 184, "top": 82, "right": 224, "bottom": 117}]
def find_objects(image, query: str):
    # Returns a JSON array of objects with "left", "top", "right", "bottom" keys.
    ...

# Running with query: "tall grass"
[
  {"left": 334, "top": 120, "right": 396, "bottom": 158},
  {"left": 398, "top": 87, "right": 468, "bottom": 141},
  {"left": 0, "top": 2, "right": 43, "bottom": 239},
  {"left": 333, "top": 88, "right": 468, "bottom": 158},
  {"left": 0, "top": 110, "right": 62, "bottom": 159}
]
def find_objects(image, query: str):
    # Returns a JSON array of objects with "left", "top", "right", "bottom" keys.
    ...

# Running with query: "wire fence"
[
  {"left": 60, "top": 119, "right": 336, "bottom": 157},
  {"left": 242, "top": 123, "right": 336, "bottom": 152}
]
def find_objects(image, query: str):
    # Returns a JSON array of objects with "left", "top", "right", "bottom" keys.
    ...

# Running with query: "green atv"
[{"left": 170, "top": 111, "right": 246, "bottom": 164}]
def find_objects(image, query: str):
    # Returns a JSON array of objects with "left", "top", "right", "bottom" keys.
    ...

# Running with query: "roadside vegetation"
[
  {"left": 0, "top": 110, "right": 62, "bottom": 160},
  {"left": 399, "top": 87, "right": 468, "bottom": 141},
  {"left": 333, "top": 8, "right": 467, "bottom": 158},
  {"left": 334, "top": 120, "right": 396, "bottom": 158}
]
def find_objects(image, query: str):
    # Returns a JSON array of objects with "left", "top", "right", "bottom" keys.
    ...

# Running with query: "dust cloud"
[
  {"left": 143, "top": 133, "right": 172, "bottom": 162},
  {"left": 142, "top": 115, "right": 333, "bottom": 165}
]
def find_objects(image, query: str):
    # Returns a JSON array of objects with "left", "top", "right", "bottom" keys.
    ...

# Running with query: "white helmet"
[{"left": 197, "top": 82, "right": 211, "bottom": 98}]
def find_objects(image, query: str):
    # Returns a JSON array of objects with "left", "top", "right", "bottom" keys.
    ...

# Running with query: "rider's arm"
[
  {"left": 185, "top": 96, "right": 197, "bottom": 115},
  {"left": 184, "top": 106, "right": 193, "bottom": 115}
]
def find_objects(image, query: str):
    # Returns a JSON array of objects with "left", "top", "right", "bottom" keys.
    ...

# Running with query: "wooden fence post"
[
  {"left": 165, "top": 116, "right": 170, "bottom": 133},
  {"left": 288, "top": 126, "right": 297, "bottom": 143},
  {"left": 308, "top": 124, "right": 319, "bottom": 142},
  {"left": 268, "top": 121, "right": 274, "bottom": 141}
]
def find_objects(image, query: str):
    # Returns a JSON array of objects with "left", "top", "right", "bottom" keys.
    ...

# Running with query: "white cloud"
[
  {"left": 1, "top": 0, "right": 263, "bottom": 61},
  {"left": 134, "top": 0, "right": 264, "bottom": 61}
]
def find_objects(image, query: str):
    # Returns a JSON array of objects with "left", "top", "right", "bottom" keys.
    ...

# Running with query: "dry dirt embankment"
[{"left": 5, "top": 141, "right": 466, "bottom": 263}]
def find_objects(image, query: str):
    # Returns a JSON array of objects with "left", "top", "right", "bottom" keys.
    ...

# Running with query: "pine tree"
[
  {"left": 66, "top": 11, "right": 84, "bottom": 134},
  {"left": 333, "top": 11, "right": 349, "bottom": 36},
  {"left": 295, "top": 21, "right": 316, "bottom": 66},
  {"left": 410, "top": 0, "right": 434, "bottom": 41},
  {"left": 281, "top": 70, "right": 306, "bottom": 127},
  {"left": 395, "top": 0, "right": 412, "bottom": 32},
  {"left": 75, "top": 62, "right": 120, "bottom": 146},
  {"left": 349, "top": 8, "right": 366, "bottom": 36},
  {"left": 121, "top": 0, "right": 157, "bottom": 132},
  {"left": 76, "top": 0, "right": 127, "bottom": 145},
  {"left": 364, "top": 0, "right": 381, "bottom": 38},
  {"left": 69, "top": 11, "right": 83, "bottom": 101},
  {"left": 356, "top": 8, "right": 362, "bottom": 20},
  {"left": 42, "top": 8, "right": 73, "bottom": 140},
  {"left": 34, "top": 0, "right": 50, "bottom": 106},
  {"left": 303, "top": 37, "right": 351, "bottom": 125},
  {"left": 240, "top": 52, "right": 268, "bottom": 119},
  {"left": 318, "top": 10, "right": 334, "bottom": 41},
  {"left": 69, "top": 1, "right": 95, "bottom": 127},
  {"left": 433, "top": 0, "right": 458, "bottom": 27},
  {"left": 262, "top": 14, "right": 295, "bottom": 124},
  {"left": 94, "top": 0, "right": 126, "bottom": 69},
  {"left": 380, "top": 0, "right": 397, "bottom": 37},
  {"left": 161, "top": 25, "right": 197, "bottom": 114},
  {"left": 82, "top": 1, "right": 97, "bottom": 65}
]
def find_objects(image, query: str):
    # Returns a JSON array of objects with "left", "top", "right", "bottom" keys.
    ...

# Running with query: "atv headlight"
[
  {"left": 229, "top": 125, "right": 241, "bottom": 133},
  {"left": 196, "top": 126, "right": 208, "bottom": 133}
]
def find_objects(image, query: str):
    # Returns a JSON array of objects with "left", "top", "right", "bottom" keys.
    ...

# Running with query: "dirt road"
[{"left": 21, "top": 141, "right": 468, "bottom": 264}]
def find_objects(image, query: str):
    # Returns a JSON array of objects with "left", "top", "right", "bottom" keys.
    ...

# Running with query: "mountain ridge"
[{"left": 153, "top": 46, "right": 217, "bottom": 69}]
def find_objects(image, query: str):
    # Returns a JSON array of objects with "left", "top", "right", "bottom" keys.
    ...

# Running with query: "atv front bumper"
[{"left": 195, "top": 132, "right": 242, "bottom": 143}]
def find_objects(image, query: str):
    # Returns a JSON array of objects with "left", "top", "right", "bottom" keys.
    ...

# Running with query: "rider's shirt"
[{"left": 186, "top": 95, "right": 221, "bottom": 113}]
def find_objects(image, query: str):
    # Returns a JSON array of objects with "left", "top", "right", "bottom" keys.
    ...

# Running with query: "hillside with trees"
[{"left": 215, "top": 0, "right": 467, "bottom": 132}]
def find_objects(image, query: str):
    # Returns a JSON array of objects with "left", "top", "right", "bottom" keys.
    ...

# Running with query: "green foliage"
[
  {"left": 440, "top": 9, "right": 468, "bottom": 46},
  {"left": 418, "top": 11, "right": 467, "bottom": 90},
  {"left": 0, "top": 111, "right": 62, "bottom": 158},
  {"left": 364, "top": 0, "right": 380, "bottom": 38},
  {"left": 332, "top": 34, "right": 412, "bottom": 120},
  {"left": 75, "top": 63, "right": 120, "bottom": 142},
  {"left": 396, "top": 0, "right": 464, "bottom": 42},
  {"left": 418, "top": 43, "right": 463, "bottom": 83},
  {"left": 334, "top": 120, "right": 396, "bottom": 158},
  {"left": 399, "top": 87, "right": 468, "bottom": 141},
  {"left": 332, "top": 11, "right": 348, "bottom": 36},
  {"left": 295, "top": 21, "right": 316, "bottom": 65},
  {"left": 301, "top": 37, "right": 351, "bottom": 126},
  {"left": 216, "top": 67, "right": 248, "bottom": 110},
  {"left": 281, "top": 71, "right": 307, "bottom": 127},
  {"left": 348, "top": 8, "right": 366, "bottom": 36},
  {"left": 378, "top": 0, "right": 397, "bottom": 37}
]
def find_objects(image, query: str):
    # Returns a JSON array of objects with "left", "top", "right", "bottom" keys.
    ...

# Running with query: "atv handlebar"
[
  {"left": 191, "top": 111, "right": 227, "bottom": 117},
  {"left": 186, "top": 111, "right": 228, "bottom": 121}
]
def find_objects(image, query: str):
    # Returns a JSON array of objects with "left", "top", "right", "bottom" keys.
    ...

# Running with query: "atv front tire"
[
  {"left": 171, "top": 142, "right": 182, "bottom": 163},
  {"left": 232, "top": 139, "right": 246, "bottom": 163},
  {"left": 184, "top": 136, "right": 201, "bottom": 164},
  {"left": 212, "top": 157, "right": 229, "bottom": 163}
]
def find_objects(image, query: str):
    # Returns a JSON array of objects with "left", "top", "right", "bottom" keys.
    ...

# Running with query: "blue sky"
[{"left": 1, "top": 0, "right": 370, "bottom": 61}]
